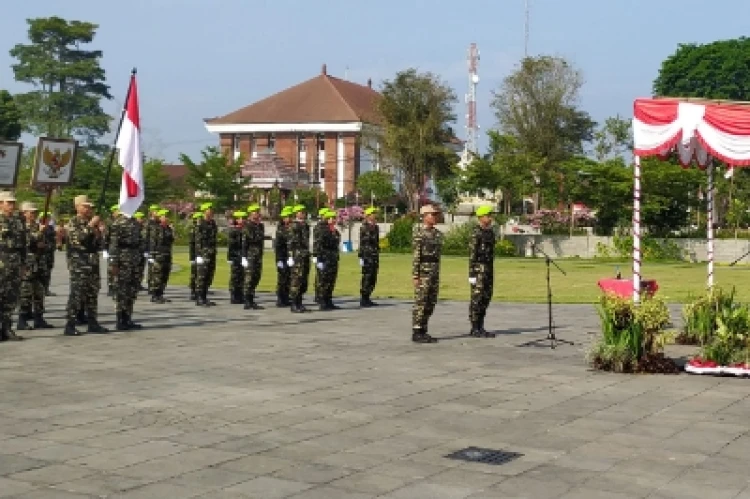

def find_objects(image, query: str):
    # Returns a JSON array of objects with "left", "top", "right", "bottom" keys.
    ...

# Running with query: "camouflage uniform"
[
  {"left": 145, "top": 216, "right": 159, "bottom": 293},
  {"left": 150, "top": 220, "right": 174, "bottom": 302},
  {"left": 18, "top": 216, "right": 52, "bottom": 330},
  {"left": 241, "top": 219, "right": 265, "bottom": 309},
  {"left": 194, "top": 216, "right": 218, "bottom": 306},
  {"left": 468, "top": 224, "right": 496, "bottom": 337},
  {"left": 358, "top": 220, "right": 380, "bottom": 306},
  {"left": 188, "top": 215, "right": 199, "bottom": 299},
  {"left": 316, "top": 218, "right": 341, "bottom": 310},
  {"left": 104, "top": 216, "right": 116, "bottom": 296},
  {"left": 273, "top": 219, "right": 291, "bottom": 307},
  {"left": 412, "top": 224, "right": 442, "bottom": 342},
  {"left": 287, "top": 217, "right": 311, "bottom": 312},
  {"left": 41, "top": 221, "right": 56, "bottom": 296},
  {"left": 64, "top": 215, "right": 107, "bottom": 335},
  {"left": 311, "top": 218, "right": 327, "bottom": 304},
  {"left": 110, "top": 215, "right": 144, "bottom": 330},
  {"left": 0, "top": 209, "right": 26, "bottom": 341},
  {"left": 227, "top": 222, "right": 244, "bottom": 304},
  {"left": 137, "top": 219, "right": 148, "bottom": 289}
]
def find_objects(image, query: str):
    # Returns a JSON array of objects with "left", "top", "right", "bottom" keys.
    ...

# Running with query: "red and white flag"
[{"left": 117, "top": 73, "right": 144, "bottom": 217}]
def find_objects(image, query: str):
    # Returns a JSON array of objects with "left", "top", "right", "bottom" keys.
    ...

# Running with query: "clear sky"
[{"left": 1, "top": 0, "right": 749, "bottom": 162}]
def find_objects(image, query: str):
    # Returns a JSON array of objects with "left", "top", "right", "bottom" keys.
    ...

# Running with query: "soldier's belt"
[
  {"left": 419, "top": 256, "right": 440, "bottom": 263},
  {"left": 0, "top": 247, "right": 23, "bottom": 253}
]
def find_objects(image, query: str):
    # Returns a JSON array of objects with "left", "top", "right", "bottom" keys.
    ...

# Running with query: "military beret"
[
  {"left": 475, "top": 205, "right": 495, "bottom": 217},
  {"left": 292, "top": 204, "right": 306, "bottom": 213},
  {"left": 364, "top": 206, "right": 379, "bottom": 215},
  {"left": 323, "top": 209, "right": 336, "bottom": 219},
  {"left": 200, "top": 202, "right": 213, "bottom": 211},
  {"left": 149, "top": 204, "right": 159, "bottom": 211},
  {"left": 246, "top": 204, "right": 260, "bottom": 213},
  {"left": 233, "top": 210, "right": 247, "bottom": 218},
  {"left": 133, "top": 212, "right": 145, "bottom": 219},
  {"left": 110, "top": 204, "right": 120, "bottom": 212},
  {"left": 157, "top": 209, "right": 170, "bottom": 216},
  {"left": 191, "top": 212, "right": 203, "bottom": 220}
]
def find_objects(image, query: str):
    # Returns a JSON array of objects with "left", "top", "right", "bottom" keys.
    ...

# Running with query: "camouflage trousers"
[
  {"left": 43, "top": 253, "right": 55, "bottom": 291},
  {"left": 276, "top": 261, "right": 290, "bottom": 301},
  {"left": 66, "top": 255, "right": 100, "bottom": 322},
  {"left": 196, "top": 255, "right": 216, "bottom": 292},
  {"left": 115, "top": 250, "right": 141, "bottom": 314},
  {"left": 138, "top": 256, "right": 146, "bottom": 287},
  {"left": 469, "top": 265, "right": 493, "bottom": 323},
  {"left": 317, "top": 260, "right": 339, "bottom": 301},
  {"left": 412, "top": 263, "right": 440, "bottom": 330},
  {"left": 242, "top": 255, "right": 263, "bottom": 300},
  {"left": 189, "top": 262, "right": 197, "bottom": 292},
  {"left": 19, "top": 266, "right": 45, "bottom": 314},
  {"left": 0, "top": 254, "right": 23, "bottom": 326},
  {"left": 107, "top": 260, "right": 116, "bottom": 292},
  {"left": 360, "top": 257, "right": 379, "bottom": 297},
  {"left": 289, "top": 256, "right": 310, "bottom": 300},
  {"left": 229, "top": 260, "right": 243, "bottom": 297},
  {"left": 149, "top": 256, "right": 172, "bottom": 296}
]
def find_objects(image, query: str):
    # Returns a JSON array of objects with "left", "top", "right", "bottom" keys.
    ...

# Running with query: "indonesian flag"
[{"left": 117, "top": 73, "right": 144, "bottom": 217}]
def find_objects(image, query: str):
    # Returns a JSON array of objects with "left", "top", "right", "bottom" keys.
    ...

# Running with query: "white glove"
[
  {"left": 102, "top": 250, "right": 109, "bottom": 260},
  {"left": 190, "top": 260, "right": 195, "bottom": 266},
  {"left": 316, "top": 262, "right": 324, "bottom": 270},
  {"left": 148, "top": 258, "right": 155, "bottom": 264},
  {"left": 359, "top": 258, "right": 364, "bottom": 266},
  {"left": 144, "top": 252, "right": 149, "bottom": 258},
  {"left": 468, "top": 277, "right": 477, "bottom": 285},
  {"left": 277, "top": 261, "right": 284, "bottom": 269},
  {"left": 196, "top": 256, "right": 205, "bottom": 265},
  {"left": 241, "top": 257, "right": 249, "bottom": 268},
  {"left": 312, "top": 257, "right": 318, "bottom": 264},
  {"left": 227, "top": 260, "right": 232, "bottom": 265},
  {"left": 287, "top": 257, "right": 295, "bottom": 267}
]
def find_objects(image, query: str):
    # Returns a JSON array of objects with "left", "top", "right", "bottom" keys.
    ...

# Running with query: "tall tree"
[
  {"left": 0, "top": 90, "right": 22, "bottom": 140},
  {"left": 593, "top": 115, "right": 632, "bottom": 161},
  {"left": 355, "top": 170, "right": 396, "bottom": 205},
  {"left": 654, "top": 38, "right": 750, "bottom": 100},
  {"left": 181, "top": 146, "right": 250, "bottom": 211},
  {"left": 9, "top": 16, "right": 112, "bottom": 143},
  {"left": 372, "top": 69, "right": 458, "bottom": 212}
]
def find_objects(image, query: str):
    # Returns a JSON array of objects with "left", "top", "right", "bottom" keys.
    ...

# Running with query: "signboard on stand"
[
  {"left": 0, "top": 141, "right": 23, "bottom": 188},
  {"left": 31, "top": 137, "right": 78, "bottom": 187}
]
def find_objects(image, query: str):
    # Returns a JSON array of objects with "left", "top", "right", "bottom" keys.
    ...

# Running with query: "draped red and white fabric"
[
  {"left": 633, "top": 98, "right": 750, "bottom": 174},
  {"left": 117, "top": 73, "right": 144, "bottom": 217}
]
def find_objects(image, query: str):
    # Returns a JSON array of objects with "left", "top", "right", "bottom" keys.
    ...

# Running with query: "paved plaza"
[{"left": 1, "top": 263, "right": 750, "bottom": 498}]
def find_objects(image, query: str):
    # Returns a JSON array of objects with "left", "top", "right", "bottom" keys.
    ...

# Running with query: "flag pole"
[{"left": 97, "top": 67, "right": 137, "bottom": 214}]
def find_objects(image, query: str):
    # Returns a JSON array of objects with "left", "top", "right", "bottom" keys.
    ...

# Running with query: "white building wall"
[{"left": 336, "top": 136, "right": 345, "bottom": 198}]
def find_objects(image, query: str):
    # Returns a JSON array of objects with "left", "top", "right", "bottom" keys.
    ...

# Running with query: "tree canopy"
[
  {"left": 181, "top": 146, "right": 250, "bottom": 211},
  {"left": 0, "top": 90, "right": 22, "bottom": 141}
]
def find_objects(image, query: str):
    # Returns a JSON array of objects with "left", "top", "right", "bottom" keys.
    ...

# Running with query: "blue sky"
[{"left": 2, "top": 0, "right": 749, "bottom": 162}]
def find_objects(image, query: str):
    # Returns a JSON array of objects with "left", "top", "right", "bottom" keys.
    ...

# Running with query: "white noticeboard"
[{"left": 0, "top": 141, "right": 23, "bottom": 188}]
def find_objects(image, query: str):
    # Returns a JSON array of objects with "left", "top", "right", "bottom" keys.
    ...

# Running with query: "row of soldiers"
[{"left": 188, "top": 202, "right": 382, "bottom": 313}]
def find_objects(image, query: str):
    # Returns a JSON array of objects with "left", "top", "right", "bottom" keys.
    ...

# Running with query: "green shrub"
[
  {"left": 495, "top": 238, "right": 517, "bottom": 257},
  {"left": 442, "top": 221, "right": 478, "bottom": 256},
  {"left": 386, "top": 214, "right": 417, "bottom": 251}
]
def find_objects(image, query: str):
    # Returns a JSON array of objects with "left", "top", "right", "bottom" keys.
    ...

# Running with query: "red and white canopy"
[{"left": 633, "top": 98, "right": 750, "bottom": 168}]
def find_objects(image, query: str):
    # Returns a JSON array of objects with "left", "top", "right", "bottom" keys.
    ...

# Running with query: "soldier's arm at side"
[
  {"left": 468, "top": 228, "right": 479, "bottom": 278},
  {"left": 411, "top": 230, "right": 422, "bottom": 284}
]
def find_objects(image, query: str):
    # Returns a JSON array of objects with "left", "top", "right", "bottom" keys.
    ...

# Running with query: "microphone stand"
[
  {"left": 521, "top": 243, "right": 574, "bottom": 349},
  {"left": 729, "top": 248, "right": 750, "bottom": 267}
]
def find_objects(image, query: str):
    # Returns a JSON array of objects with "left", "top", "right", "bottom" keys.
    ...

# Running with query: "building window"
[
  {"left": 233, "top": 135, "right": 241, "bottom": 159},
  {"left": 319, "top": 166, "right": 325, "bottom": 179},
  {"left": 267, "top": 133, "right": 275, "bottom": 152},
  {"left": 317, "top": 134, "right": 325, "bottom": 151},
  {"left": 299, "top": 134, "right": 306, "bottom": 151}
]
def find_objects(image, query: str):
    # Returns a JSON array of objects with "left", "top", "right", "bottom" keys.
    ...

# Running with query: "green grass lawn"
[{"left": 167, "top": 248, "right": 750, "bottom": 303}]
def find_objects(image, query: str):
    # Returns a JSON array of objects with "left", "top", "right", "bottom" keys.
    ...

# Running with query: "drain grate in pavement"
[{"left": 444, "top": 447, "right": 523, "bottom": 466}]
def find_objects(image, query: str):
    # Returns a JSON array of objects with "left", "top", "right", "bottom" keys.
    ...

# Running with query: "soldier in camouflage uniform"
[
  {"left": 39, "top": 211, "right": 57, "bottom": 297},
  {"left": 58, "top": 217, "right": 87, "bottom": 325},
  {"left": 194, "top": 202, "right": 218, "bottom": 306},
  {"left": 316, "top": 209, "right": 341, "bottom": 311},
  {"left": 273, "top": 206, "right": 293, "bottom": 307},
  {"left": 287, "top": 205, "right": 311, "bottom": 313},
  {"left": 64, "top": 195, "right": 108, "bottom": 336},
  {"left": 241, "top": 204, "right": 265, "bottom": 310},
  {"left": 0, "top": 191, "right": 26, "bottom": 341},
  {"left": 149, "top": 209, "right": 175, "bottom": 303},
  {"left": 144, "top": 204, "right": 160, "bottom": 293},
  {"left": 188, "top": 212, "right": 202, "bottom": 300},
  {"left": 110, "top": 208, "right": 145, "bottom": 331},
  {"left": 358, "top": 206, "right": 380, "bottom": 307},
  {"left": 468, "top": 206, "right": 496, "bottom": 338},
  {"left": 411, "top": 204, "right": 443, "bottom": 343},
  {"left": 226, "top": 211, "right": 245, "bottom": 304},
  {"left": 17, "top": 202, "right": 53, "bottom": 331},
  {"left": 104, "top": 205, "right": 120, "bottom": 297},
  {"left": 311, "top": 208, "right": 328, "bottom": 304},
  {"left": 133, "top": 212, "right": 147, "bottom": 289}
]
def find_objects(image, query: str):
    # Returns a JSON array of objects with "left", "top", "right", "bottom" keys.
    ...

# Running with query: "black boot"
[
  {"left": 17, "top": 312, "right": 33, "bottom": 331},
  {"left": 230, "top": 291, "right": 242, "bottom": 305},
  {"left": 244, "top": 294, "right": 263, "bottom": 310},
  {"left": 412, "top": 328, "right": 437, "bottom": 343},
  {"left": 116, "top": 312, "right": 129, "bottom": 331},
  {"left": 0, "top": 321, "right": 7, "bottom": 341},
  {"left": 125, "top": 312, "right": 142, "bottom": 330},
  {"left": 33, "top": 312, "right": 53, "bottom": 329},
  {"left": 76, "top": 308, "right": 88, "bottom": 325},
  {"left": 45, "top": 289, "right": 56, "bottom": 297},
  {"left": 327, "top": 298, "right": 340, "bottom": 310},
  {"left": 87, "top": 319, "right": 109, "bottom": 334},
  {"left": 276, "top": 294, "right": 286, "bottom": 307},
  {"left": 478, "top": 313, "right": 495, "bottom": 338},
  {"left": 4, "top": 319, "right": 23, "bottom": 341},
  {"left": 290, "top": 295, "right": 302, "bottom": 313},
  {"left": 203, "top": 289, "right": 216, "bottom": 306},
  {"left": 189, "top": 289, "right": 197, "bottom": 301},
  {"left": 64, "top": 320, "right": 81, "bottom": 336}
]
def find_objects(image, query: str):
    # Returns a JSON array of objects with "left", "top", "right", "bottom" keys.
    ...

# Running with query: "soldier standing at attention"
[
  {"left": 311, "top": 207, "right": 328, "bottom": 304},
  {"left": 194, "top": 202, "right": 218, "bottom": 306},
  {"left": 39, "top": 211, "right": 57, "bottom": 297},
  {"left": 17, "top": 202, "right": 53, "bottom": 331},
  {"left": 144, "top": 204, "right": 160, "bottom": 293},
  {"left": 358, "top": 206, "right": 380, "bottom": 307},
  {"left": 133, "top": 212, "right": 147, "bottom": 289},
  {"left": 103, "top": 205, "right": 119, "bottom": 297},
  {"left": 226, "top": 211, "right": 245, "bottom": 304},
  {"left": 317, "top": 209, "right": 341, "bottom": 311},
  {"left": 188, "top": 212, "right": 202, "bottom": 300},
  {"left": 468, "top": 206, "right": 496, "bottom": 338},
  {"left": 273, "top": 206, "right": 293, "bottom": 307},
  {"left": 287, "top": 204, "right": 311, "bottom": 313},
  {"left": 411, "top": 204, "right": 443, "bottom": 344},
  {"left": 241, "top": 204, "right": 265, "bottom": 310},
  {"left": 110, "top": 209, "right": 144, "bottom": 331},
  {"left": 0, "top": 191, "right": 26, "bottom": 341},
  {"left": 64, "top": 195, "right": 108, "bottom": 336},
  {"left": 149, "top": 209, "right": 174, "bottom": 303}
]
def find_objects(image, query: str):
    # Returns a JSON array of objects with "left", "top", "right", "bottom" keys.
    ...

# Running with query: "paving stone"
[{"left": 223, "top": 476, "right": 314, "bottom": 497}]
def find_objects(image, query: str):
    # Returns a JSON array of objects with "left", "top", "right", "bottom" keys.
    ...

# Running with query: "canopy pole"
[
  {"left": 707, "top": 159, "right": 715, "bottom": 290},
  {"left": 633, "top": 155, "right": 642, "bottom": 303}
]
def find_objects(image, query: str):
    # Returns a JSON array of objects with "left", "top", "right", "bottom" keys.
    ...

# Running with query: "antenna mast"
[{"left": 465, "top": 43, "right": 480, "bottom": 156}]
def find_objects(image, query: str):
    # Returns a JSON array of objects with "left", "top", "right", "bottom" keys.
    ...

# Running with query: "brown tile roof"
[
  {"left": 162, "top": 164, "right": 188, "bottom": 182},
  {"left": 241, "top": 152, "right": 309, "bottom": 190},
  {"left": 206, "top": 65, "right": 381, "bottom": 125}
]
